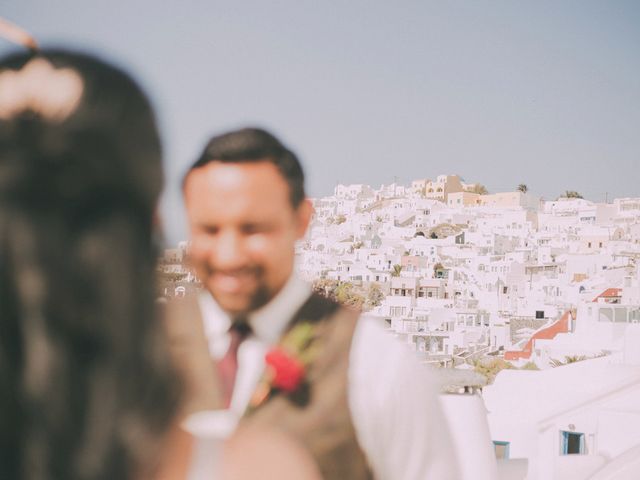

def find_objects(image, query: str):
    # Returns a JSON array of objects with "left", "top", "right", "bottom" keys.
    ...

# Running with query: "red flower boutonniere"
[
  {"left": 248, "top": 322, "right": 320, "bottom": 411},
  {"left": 265, "top": 348, "right": 305, "bottom": 392}
]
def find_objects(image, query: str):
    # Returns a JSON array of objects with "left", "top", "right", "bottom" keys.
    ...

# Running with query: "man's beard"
[
  {"left": 245, "top": 283, "right": 272, "bottom": 313},
  {"left": 206, "top": 265, "right": 275, "bottom": 316}
]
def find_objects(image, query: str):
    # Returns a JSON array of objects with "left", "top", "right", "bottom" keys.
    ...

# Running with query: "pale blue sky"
[{"left": 2, "top": 1, "right": 639, "bottom": 243}]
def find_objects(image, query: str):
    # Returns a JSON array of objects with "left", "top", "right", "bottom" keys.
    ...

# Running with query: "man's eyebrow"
[
  {"left": 241, "top": 220, "right": 275, "bottom": 229},
  {"left": 195, "top": 221, "right": 219, "bottom": 230}
]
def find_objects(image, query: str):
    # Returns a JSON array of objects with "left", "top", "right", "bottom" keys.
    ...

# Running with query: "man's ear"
[{"left": 295, "top": 198, "right": 314, "bottom": 239}]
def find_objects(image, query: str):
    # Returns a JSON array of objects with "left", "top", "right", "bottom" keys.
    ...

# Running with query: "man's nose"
[{"left": 210, "top": 230, "right": 247, "bottom": 270}]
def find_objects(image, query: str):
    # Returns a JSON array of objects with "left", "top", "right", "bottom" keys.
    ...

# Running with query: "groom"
[{"left": 181, "top": 127, "right": 458, "bottom": 479}]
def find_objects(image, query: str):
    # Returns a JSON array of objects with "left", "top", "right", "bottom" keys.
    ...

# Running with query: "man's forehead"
[
  {"left": 184, "top": 161, "right": 292, "bottom": 208},
  {"left": 187, "top": 161, "right": 282, "bottom": 187}
]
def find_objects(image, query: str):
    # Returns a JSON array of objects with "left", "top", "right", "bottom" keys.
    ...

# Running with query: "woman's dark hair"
[{"left": 0, "top": 49, "right": 181, "bottom": 479}]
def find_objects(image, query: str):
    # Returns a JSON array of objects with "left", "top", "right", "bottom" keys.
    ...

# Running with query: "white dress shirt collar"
[{"left": 198, "top": 273, "right": 312, "bottom": 349}]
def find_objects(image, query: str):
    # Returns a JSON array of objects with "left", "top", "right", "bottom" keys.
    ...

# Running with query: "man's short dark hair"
[{"left": 186, "top": 127, "right": 306, "bottom": 208}]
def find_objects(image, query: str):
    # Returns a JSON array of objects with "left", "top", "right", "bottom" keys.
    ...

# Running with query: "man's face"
[{"left": 184, "top": 161, "right": 311, "bottom": 316}]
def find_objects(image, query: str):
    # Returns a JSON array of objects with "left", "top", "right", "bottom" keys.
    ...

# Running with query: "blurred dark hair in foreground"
[{"left": 0, "top": 49, "right": 181, "bottom": 480}]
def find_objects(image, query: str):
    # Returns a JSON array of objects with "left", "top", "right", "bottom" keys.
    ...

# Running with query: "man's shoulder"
[
  {"left": 350, "top": 313, "right": 421, "bottom": 369},
  {"left": 161, "top": 295, "right": 213, "bottom": 344},
  {"left": 294, "top": 294, "right": 393, "bottom": 347},
  {"left": 293, "top": 292, "right": 343, "bottom": 324}
]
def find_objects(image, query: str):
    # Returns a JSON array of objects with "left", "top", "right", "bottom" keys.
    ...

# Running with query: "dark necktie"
[{"left": 217, "top": 318, "right": 252, "bottom": 408}]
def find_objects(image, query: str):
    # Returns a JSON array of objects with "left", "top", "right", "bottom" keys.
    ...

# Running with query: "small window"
[
  {"left": 493, "top": 441, "right": 510, "bottom": 460},
  {"left": 535, "top": 310, "right": 545, "bottom": 319},
  {"left": 560, "top": 431, "right": 585, "bottom": 455}
]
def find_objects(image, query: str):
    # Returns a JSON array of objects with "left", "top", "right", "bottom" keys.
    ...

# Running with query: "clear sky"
[{"left": 2, "top": 1, "right": 639, "bottom": 244}]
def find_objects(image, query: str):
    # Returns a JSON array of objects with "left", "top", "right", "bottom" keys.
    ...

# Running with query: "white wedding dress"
[{"left": 182, "top": 410, "right": 238, "bottom": 480}]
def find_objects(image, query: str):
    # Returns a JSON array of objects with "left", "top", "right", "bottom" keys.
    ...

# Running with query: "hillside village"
[
  {"left": 161, "top": 174, "right": 640, "bottom": 373},
  {"left": 294, "top": 176, "right": 639, "bottom": 369}
]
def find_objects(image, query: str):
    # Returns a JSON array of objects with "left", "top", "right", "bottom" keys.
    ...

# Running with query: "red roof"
[
  {"left": 592, "top": 288, "right": 622, "bottom": 302},
  {"left": 505, "top": 310, "right": 571, "bottom": 361}
]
